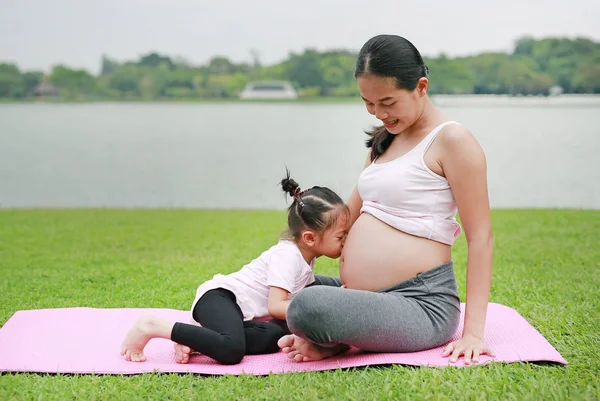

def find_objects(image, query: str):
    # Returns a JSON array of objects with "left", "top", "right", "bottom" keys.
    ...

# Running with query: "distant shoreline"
[
  {"left": 0, "top": 96, "right": 361, "bottom": 104},
  {"left": 1, "top": 94, "right": 599, "bottom": 106}
]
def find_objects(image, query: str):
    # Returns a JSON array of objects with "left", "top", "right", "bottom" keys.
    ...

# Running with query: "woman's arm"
[
  {"left": 347, "top": 149, "right": 372, "bottom": 227},
  {"left": 438, "top": 125, "right": 495, "bottom": 365},
  {"left": 346, "top": 187, "right": 362, "bottom": 227}
]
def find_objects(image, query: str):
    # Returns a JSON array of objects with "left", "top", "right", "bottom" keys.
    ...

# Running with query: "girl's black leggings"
[{"left": 171, "top": 288, "right": 288, "bottom": 365}]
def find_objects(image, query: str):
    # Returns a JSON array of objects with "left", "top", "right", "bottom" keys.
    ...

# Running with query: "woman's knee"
[{"left": 286, "top": 286, "right": 335, "bottom": 336}]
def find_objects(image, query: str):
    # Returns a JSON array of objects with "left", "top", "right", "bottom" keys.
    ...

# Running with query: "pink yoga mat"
[{"left": 0, "top": 303, "right": 566, "bottom": 375}]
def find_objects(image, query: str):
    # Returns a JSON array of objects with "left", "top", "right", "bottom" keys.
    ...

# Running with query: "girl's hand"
[{"left": 442, "top": 333, "right": 495, "bottom": 365}]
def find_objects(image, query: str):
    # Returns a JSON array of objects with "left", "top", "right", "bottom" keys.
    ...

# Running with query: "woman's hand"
[{"left": 442, "top": 333, "right": 495, "bottom": 365}]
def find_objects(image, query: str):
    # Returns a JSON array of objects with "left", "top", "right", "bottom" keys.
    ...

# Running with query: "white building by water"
[{"left": 239, "top": 81, "right": 298, "bottom": 100}]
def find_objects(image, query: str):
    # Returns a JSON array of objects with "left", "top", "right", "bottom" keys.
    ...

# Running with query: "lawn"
[{"left": 0, "top": 209, "right": 598, "bottom": 400}]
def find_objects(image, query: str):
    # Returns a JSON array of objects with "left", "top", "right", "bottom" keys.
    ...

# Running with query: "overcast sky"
[{"left": 1, "top": 0, "right": 599, "bottom": 74}]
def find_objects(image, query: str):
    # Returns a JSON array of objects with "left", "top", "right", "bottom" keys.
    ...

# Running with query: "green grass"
[{"left": 0, "top": 209, "right": 598, "bottom": 400}]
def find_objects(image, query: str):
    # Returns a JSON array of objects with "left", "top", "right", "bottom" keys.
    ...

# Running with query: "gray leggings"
[{"left": 286, "top": 261, "right": 461, "bottom": 352}]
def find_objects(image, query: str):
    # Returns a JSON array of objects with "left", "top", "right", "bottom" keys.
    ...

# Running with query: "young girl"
[{"left": 120, "top": 172, "right": 349, "bottom": 365}]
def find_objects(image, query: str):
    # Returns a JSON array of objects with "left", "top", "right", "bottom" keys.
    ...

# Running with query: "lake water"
[{"left": 1, "top": 96, "right": 599, "bottom": 209}]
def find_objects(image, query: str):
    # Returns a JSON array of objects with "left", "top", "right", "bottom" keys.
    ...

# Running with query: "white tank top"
[{"left": 358, "top": 121, "right": 462, "bottom": 245}]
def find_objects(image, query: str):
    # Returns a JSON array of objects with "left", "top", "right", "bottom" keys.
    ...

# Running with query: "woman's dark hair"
[
  {"left": 354, "top": 35, "right": 429, "bottom": 161},
  {"left": 280, "top": 169, "right": 348, "bottom": 240}
]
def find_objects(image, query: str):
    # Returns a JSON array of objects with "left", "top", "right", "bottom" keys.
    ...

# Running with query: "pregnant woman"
[{"left": 278, "top": 34, "right": 495, "bottom": 365}]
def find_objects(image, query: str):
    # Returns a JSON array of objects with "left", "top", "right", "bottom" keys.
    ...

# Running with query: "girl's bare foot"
[
  {"left": 120, "top": 314, "right": 174, "bottom": 362},
  {"left": 174, "top": 343, "right": 193, "bottom": 364},
  {"left": 277, "top": 334, "right": 349, "bottom": 362}
]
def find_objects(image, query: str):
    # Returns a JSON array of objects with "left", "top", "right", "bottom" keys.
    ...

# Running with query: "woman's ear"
[
  {"left": 300, "top": 230, "right": 317, "bottom": 246},
  {"left": 417, "top": 77, "right": 428, "bottom": 97}
]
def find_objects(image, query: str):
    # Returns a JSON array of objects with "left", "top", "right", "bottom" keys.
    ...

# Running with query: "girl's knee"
[
  {"left": 218, "top": 345, "right": 245, "bottom": 365},
  {"left": 262, "top": 325, "right": 285, "bottom": 353},
  {"left": 216, "top": 338, "right": 245, "bottom": 365}
]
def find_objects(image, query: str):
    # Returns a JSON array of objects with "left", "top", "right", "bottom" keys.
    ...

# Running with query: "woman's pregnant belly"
[{"left": 340, "top": 213, "right": 452, "bottom": 291}]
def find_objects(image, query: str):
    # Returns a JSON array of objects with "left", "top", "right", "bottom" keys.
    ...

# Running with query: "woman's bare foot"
[
  {"left": 277, "top": 334, "right": 349, "bottom": 362},
  {"left": 120, "top": 314, "right": 174, "bottom": 362},
  {"left": 174, "top": 343, "right": 193, "bottom": 364}
]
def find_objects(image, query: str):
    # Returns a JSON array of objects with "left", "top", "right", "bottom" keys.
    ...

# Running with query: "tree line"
[{"left": 1, "top": 36, "right": 599, "bottom": 100}]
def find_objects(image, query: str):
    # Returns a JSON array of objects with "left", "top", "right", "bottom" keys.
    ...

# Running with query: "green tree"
[
  {"left": 207, "top": 56, "right": 237, "bottom": 75},
  {"left": 466, "top": 53, "right": 510, "bottom": 94},
  {"left": 0, "top": 63, "right": 25, "bottom": 98},
  {"left": 514, "top": 36, "right": 535, "bottom": 56},
  {"left": 316, "top": 50, "right": 357, "bottom": 96},
  {"left": 49, "top": 65, "right": 95, "bottom": 98},
  {"left": 100, "top": 54, "right": 119, "bottom": 76},
  {"left": 257, "top": 63, "right": 288, "bottom": 81},
  {"left": 138, "top": 52, "right": 175, "bottom": 70},
  {"left": 287, "top": 50, "right": 324, "bottom": 89},
  {"left": 426, "top": 55, "right": 475, "bottom": 94},
  {"left": 2, "top": 35, "right": 599, "bottom": 100},
  {"left": 573, "top": 59, "right": 600, "bottom": 93},
  {"left": 108, "top": 65, "right": 141, "bottom": 96},
  {"left": 22, "top": 71, "right": 43, "bottom": 96}
]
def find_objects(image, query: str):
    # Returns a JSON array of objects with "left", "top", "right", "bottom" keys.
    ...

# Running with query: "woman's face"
[{"left": 357, "top": 74, "right": 427, "bottom": 135}]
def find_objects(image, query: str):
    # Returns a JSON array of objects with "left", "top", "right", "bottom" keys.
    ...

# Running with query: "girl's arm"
[
  {"left": 438, "top": 124, "right": 495, "bottom": 365},
  {"left": 267, "top": 286, "right": 291, "bottom": 320}
]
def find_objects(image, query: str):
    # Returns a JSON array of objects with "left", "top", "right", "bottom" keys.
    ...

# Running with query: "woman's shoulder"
[
  {"left": 437, "top": 121, "right": 473, "bottom": 141},
  {"left": 436, "top": 122, "right": 483, "bottom": 155}
]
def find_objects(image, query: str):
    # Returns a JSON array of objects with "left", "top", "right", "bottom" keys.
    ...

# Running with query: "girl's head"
[
  {"left": 280, "top": 171, "right": 349, "bottom": 259},
  {"left": 355, "top": 35, "right": 430, "bottom": 160}
]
